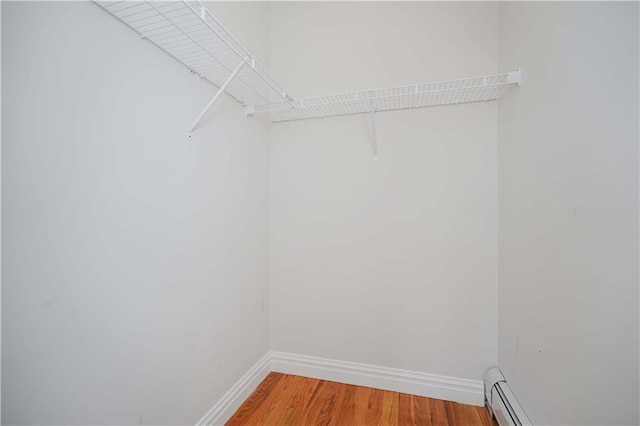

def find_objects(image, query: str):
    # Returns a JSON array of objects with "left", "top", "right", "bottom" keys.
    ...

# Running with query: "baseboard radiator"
[{"left": 485, "top": 368, "right": 533, "bottom": 426}]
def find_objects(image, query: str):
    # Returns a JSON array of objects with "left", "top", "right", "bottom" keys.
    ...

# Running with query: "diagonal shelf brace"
[
  {"left": 188, "top": 58, "right": 248, "bottom": 138},
  {"left": 368, "top": 99, "right": 379, "bottom": 160}
]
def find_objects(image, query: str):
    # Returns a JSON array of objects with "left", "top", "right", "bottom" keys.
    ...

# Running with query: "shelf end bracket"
[{"left": 507, "top": 68, "right": 521, "bottom": 86}]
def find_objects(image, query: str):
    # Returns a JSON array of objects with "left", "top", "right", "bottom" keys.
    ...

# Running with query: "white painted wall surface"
[
  {"left": 2, "top": 2, "right": 270, "bottom": 424},
  {"left": 268, "top": 2, "right": 499, "bottom": 382},
  {"left": 1, "top": 2, "right": 3, "bottom": 421},
  {"left": 498, "top": 3, "right": 639, "bottom": 425}
]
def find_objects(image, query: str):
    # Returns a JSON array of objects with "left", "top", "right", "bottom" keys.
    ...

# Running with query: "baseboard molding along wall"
[
  {"left": 197, "top": 351, "right": 485, "bottom": 425},
  {"left": 196, "top": 352, "right": 271, "bottom": 426},
  {"left": 271, "top": 351, "right": 484, "bottom": 407}
]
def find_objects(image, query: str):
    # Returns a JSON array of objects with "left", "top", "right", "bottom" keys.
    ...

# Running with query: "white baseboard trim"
[
  {"left": 270, "top": 351, "right": 485, "bottom": 407},
  {"left": 196, "top": 352, "right": 271, "bottom": 426},
  {"left": 196, "top": 350, "right": 485, "bottom": 425}
]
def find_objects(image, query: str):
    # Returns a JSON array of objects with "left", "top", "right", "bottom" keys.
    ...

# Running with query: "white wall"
[
  {"left": 268, "top": 2, "right": 499, "bottom": 382},
  {"left": 1, "top": 2, "right": 3, "bottom": 421},
  {"left": 0, "top": 2, "right": 3, "bottom": 420},
  {"left": 2, "top": 2, "right": 270, "bottom": 424},
  {"left": 498, "top": 3, "right": 639, "bottom": 425},
  {"left": 6, "top": 2, "right": 638, "bottom": 424}
]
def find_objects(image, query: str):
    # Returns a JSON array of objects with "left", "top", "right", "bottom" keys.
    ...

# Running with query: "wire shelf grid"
[
  {"left": 96, "top": 0, "right": 294, "bottom": 106},
  {"left": 250, "top": 73, "right": 518, "bottom": 123},
  {"left": 96, "top": 1, "right": 520, "bottom": 129}
]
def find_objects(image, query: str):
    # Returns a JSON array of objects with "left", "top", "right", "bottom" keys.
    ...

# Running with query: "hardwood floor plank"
[
  {"left": 240, "top": 375, "right": 293, "bottom": 425},
  {"left": 258, "top": 375, "right": 304, "bottom": 426},
  {"left": 476, "top": 405, "right": 496, "bottom": 426},
  {"left": 428, "top": 398, "right": 449, "bottom": 426},
  {"left": 225, "top": 372, "right": 283, "bottom": 426},
  {"left": 317, "top": 381, "right": 345, "bottom": 426},
  {"left": 378, "top": 391, "right": 399, "bottom": 426},
  {"left": 444, "top": 401, "right": 463, "bottom": 426},
  {"left": 444, "top": 400, "right": 483, "bottom": 426},
  {"left": 225, "top": 373, "right": 496, "bottom": 426},
  {"left": 364, "top": 387, "right": 384, "bottom": 425},
  {"left": 397, "top": 393, "right": 415, "bottom": 425},
  {"left": 412, "top": 393, "right": 433, "bottom": 425},
  {"left": 295, "top": 380, "right": 326, "bottom": 425},
  {"left": 277, "top": 376, "right": 320, "bottom": 426},
  {"left": 328, "top": 382, "right": 354, "bottom": 426},
  {"left": 464, "top": 404, "right": 484, "bottom": 425},
  {"left": 299, "top": 380, "right": 342, "bottom": 426},
  {"left": 351, "top": 383, "right": 370, "bottom": 426}
]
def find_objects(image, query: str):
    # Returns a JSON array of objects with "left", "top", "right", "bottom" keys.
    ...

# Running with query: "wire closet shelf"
[
  {"left": 96, "top": 0, "right": 294, "bottom": 107},
  {"left": 248, "top": 72, "right": 521, "bottom": 123},
  {"left": 95, "top": 0, "right": 521, "bottom": 133}
]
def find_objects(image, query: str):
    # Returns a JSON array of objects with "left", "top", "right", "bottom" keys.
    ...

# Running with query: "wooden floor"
[{"left": 226, "top": 373, "right": 496, "bottom": 425}]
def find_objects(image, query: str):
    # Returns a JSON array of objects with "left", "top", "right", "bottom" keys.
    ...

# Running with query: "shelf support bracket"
[
  {"left": 507, "top": 68, "right": 521, "bottom": 86},
  {"left": 368, "top": 99, "right": 379, "bottom": 160},
  {"left": 188, "top": 58, "right": 247, "bottom": 138}
]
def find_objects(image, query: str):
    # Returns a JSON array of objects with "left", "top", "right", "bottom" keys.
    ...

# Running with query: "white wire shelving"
[
  {"left": 95, "top": 0, "right": 295, "bottom": 134},
  {"left": 95, "top": 1, "right": 521, "bottom": 156},
  {"left": 247, "top": 71, "right": 521, "bottom": 123}
]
